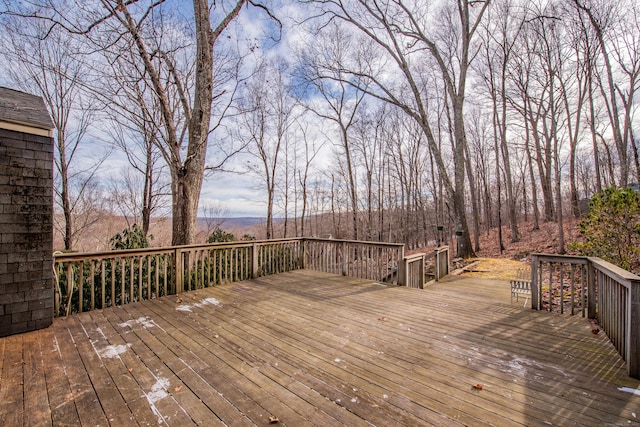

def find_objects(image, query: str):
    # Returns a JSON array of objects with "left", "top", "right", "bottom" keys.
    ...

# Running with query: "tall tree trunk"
[
  {"left": 524, "top": 113, "right": 540, "bottom": 231},
  {"left": 340, "top": 125, "right": 358, "bottom": 241},
  {"left": 464, "top": 142, "right": 481, "bottom": 252},
  {"left": 58, "top": 128, "right": 73, "bottom": 251}
]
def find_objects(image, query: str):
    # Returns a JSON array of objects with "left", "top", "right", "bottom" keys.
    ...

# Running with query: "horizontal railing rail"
[
  {"left": 531, "top": 254, "right": 640, "bottom": 379},
  {"left": 53, "top": 238, "right": 434, "bottom": 318}
]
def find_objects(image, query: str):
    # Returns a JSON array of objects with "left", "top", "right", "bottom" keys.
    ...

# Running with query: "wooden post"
[
  {"left": 628, "top": 279, "right": 640, "bottom": 378},
  {"left": 175, "top": 248, "right": 183, "bottom": 294},
  {"left": 341, "top": 241, "right": 348, "bottom": 276},
  {"left": 252, "top": 243, "right": 259, "bottom": 278},
  {"left": 419, "top": 254, "right": 425, "bottom": 289},
  {"left": 301, "top": 239, "right": 307, "bottom": 270},
  {"left": 588, "top": 260, "right": 597, "bottom": 319},
  {"left": 398, "top": 257, "right": 407, "bottom": 287},
  {"left": 531, "top": 255, "right": 539, "bottom": 310}
]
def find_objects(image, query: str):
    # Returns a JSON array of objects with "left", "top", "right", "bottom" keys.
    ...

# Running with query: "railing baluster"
[
  {"left": 101, "top": 260, "right": 106, "bottom": 309},
  {"left": 154, "top": 255, "right": 159, "bottom": 298},
  {"left": 78, "top": 262, "right": 84, "bottom": 314},
  {"left": 110, "top": 259, "right": 115, "bottom": 307},
  {"left": 90, "top": 261, "right": 95, "bottom": 311},
  {"left": 120, "top": 258, "right": 125, "bottom": 305},
  {"left": 54, "top": 262, "right": 60, "bottom": 316},
  {"left": 560, "top": 263, "right": 564, "bottom": 315}
]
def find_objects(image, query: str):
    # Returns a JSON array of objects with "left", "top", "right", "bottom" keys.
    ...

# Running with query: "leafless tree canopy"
[{"left": 1, "top": 0, "right": 639, "bottom": 256}]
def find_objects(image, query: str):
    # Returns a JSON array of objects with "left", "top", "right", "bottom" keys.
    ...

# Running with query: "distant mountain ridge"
[{"left": 197, "top": 217, "right": 281, "bottom": 230}]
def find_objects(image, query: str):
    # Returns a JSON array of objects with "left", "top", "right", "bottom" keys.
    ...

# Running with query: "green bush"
[
  {"left": 207, "top": 228, "right": 236, "bottom": 243},
  {"left": 570, "top": 187, "right": 640, "bottom": 272},
  {"left": 110, "top": 224, "right": 152, "bottom": 249}
]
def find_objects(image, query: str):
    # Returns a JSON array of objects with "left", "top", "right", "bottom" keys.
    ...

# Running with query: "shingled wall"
[{"left": 0, "top": 87, "right": 54, "bottom": 337}]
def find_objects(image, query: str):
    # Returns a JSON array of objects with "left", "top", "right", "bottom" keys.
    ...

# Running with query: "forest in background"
[{"left": 1, "top": 0, "right": 639, "bottom": 259}]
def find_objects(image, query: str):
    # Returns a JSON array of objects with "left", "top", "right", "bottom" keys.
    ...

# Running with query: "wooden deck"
[{"left": 1, "top": 270, "right": 639, "bottom": 426}]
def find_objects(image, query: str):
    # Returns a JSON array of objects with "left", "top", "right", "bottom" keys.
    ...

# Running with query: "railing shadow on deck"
[
  {"left": 531, "top": 253, "right": 640, "bottom": 379},
  {"left": 53, "top": 238, "right": 449, "bottom": 318}
]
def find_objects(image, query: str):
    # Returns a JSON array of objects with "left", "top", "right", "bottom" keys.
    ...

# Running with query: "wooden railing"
[
  {"left": 433, "top": 246, "right": 450, "bottom": 281},
  {"left": 304, "top": 238, "right": 404, "bottom": 281},
  {"left": 423, "top": 245, "right": 450, "bottom": 282},
  {"left": 53, "top": 238, "right": 423, "bottom": 318},
  {"left": 531, "top": 254, "right": 640, "bottom": 378},
  {"left": 53, "top": 247, "right": 177, "bottom": 317},
  {"left": 399, "top": 253, "right": 425, "bottom": 289}
]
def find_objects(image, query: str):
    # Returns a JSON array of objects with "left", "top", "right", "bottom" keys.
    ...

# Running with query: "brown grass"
[{"left": 459, "top": 257, "right": 528, "bottom": 281}]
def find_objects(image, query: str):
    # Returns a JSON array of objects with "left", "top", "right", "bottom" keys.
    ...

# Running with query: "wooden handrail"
[
  {"left": 52, "top": 238, "right": 421, "bottom": 316},
  {"left": 531, "top": 253, "right": 640, "bottom": 379}
]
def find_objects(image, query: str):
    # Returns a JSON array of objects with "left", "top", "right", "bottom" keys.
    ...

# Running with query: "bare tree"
[
  {"left": 303, "top": 0, "right": 490, "bottom": 257},
  {"left": 298, "top": 23, "right": 367, "bottom": 240},
  {"left": 477, "top": 0, "right": 525, "bottom": 242},
  {"left": 241, "top": 62, "right": 294, "bottom": 239},
  {"left": 8, "top": 0, "right": 275, "bottom": 245},
  {"left": 0, "top": 15, "right": 106, "bottom": 250},
  {"left": 572, "top": 0, "right": 632, "bottom": 187}
]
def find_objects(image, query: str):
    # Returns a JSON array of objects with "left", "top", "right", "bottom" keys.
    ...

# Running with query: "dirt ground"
[{"left": 454, "top": 257, "right": 529, "bottom": 281}]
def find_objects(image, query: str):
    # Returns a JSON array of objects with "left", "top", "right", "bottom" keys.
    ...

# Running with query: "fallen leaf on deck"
[
  {"left": 268, "top": 415, "right": 280, "bottom": 423},
  {"left": 176, "top": 297, "right": 183, "bottom": 303},
  {"left": 472, "top": 384, "right": 483, "bottom": 390},
  {"left": 128, "top": 368, "right": 133, "bottom": 373},
  {"left": 214, "top": 334, "right": 219, "bottom": 339},
  {"left": 591, "top": 328, "right": 600, "bottom": 335},
  {"left": 174, "top": 386, "right": 183, "bottom": 392},
  {"left": 378, "top": 317, "right": 389, "bottom": 321}
]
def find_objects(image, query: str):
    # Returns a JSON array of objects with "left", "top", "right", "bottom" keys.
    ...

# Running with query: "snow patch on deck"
[
  {"left": 99, "top": 343, "right": 131, "bottom": 359},
  {"left": 618, "top": 387, "right": 640, "bottom": 396},
  {"left": 119, "top": 316, "right": 159, "bottom": 329},
  {"left": 176, "top": 297, "right": 221, "bottom": 313},
  {"left": 504, "top": 357, "right": 569, "bottom": 380},
  {"left": 144, "top": 377, "right": 170, "bottom": 424},
  {"left": 196, "top": 297, "right": 221, "bottom": 307}
]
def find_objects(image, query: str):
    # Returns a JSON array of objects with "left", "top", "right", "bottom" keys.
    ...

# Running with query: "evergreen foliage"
[
  {"left": 207, "top": 228, "right": 236, "bottom": 243},
  {"left": 110, "top": 224, "right": 152, "bottom": 250},
  {"left": 570, "top": 187, "right": 640, "bottom": 272}
]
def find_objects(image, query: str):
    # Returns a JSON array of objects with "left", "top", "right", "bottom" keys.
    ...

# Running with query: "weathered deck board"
[{"left": 1, "top": 270, "right": 639, "bottom": 426}]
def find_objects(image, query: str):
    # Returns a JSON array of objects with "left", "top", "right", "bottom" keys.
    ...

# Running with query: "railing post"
[
  {"left": 419, "top": 254, "right": 425, "bottom": 289},
  {"left": 252, "top": 242, "right": 259, "bottom": 278},
  {"left": 628, "top": 279, "right": 640, "bottom": 378},
  {"left": 398, "top": 257, "right": 407, "bottom": 286},
  {"left": 434, "top": 246, "right": 450, "bottom": 281},
  {"left": 341, "top": 241, "right": 348, "bottom": 276},
  {"left": 444, "top": 246, "right": 450, "bottom": 276},
  {"left": 587, "top": 260, "right": 597, "bottom": 319},
  {"left": 531, "top": 255, "right": 539, "bottom": 310},
  {"left": 175, "top": 248, "right": 183, "bottom": 294},
  {"left": 301, "top": 239, "right": 307, "bottom": 270}
]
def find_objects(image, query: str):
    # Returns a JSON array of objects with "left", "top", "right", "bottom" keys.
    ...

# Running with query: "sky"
[{"left": 0, "top": 0, "right": 329, "bottom": 219}]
